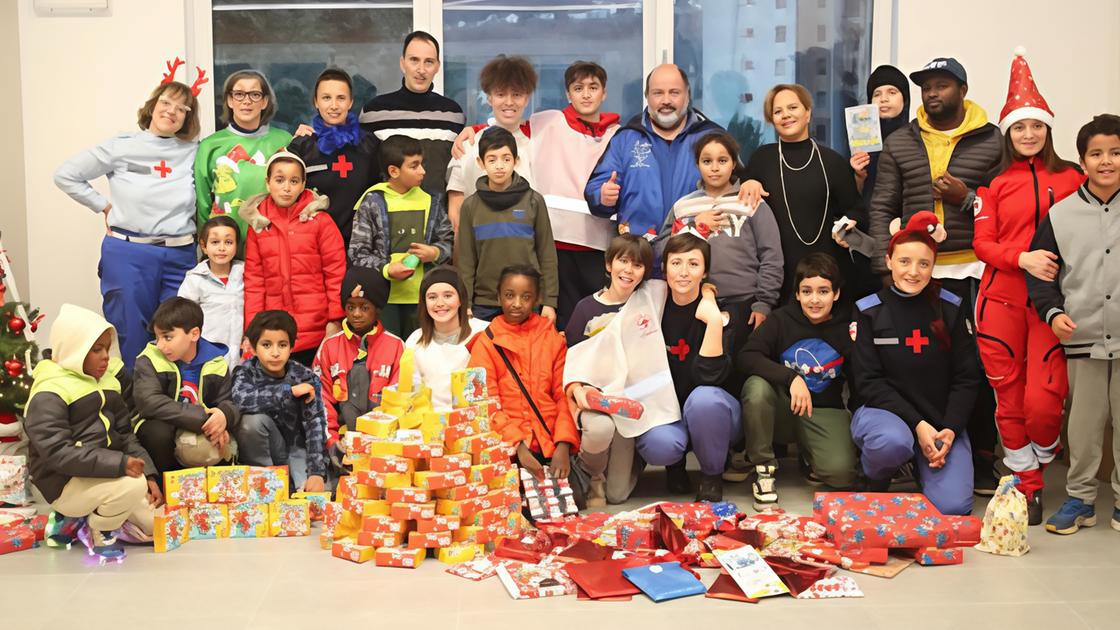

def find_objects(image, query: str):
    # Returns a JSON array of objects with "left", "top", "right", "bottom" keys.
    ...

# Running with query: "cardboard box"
[
  {"left": 408, "top": 530, "right": 454, "bottom": 548},
  {"left": 444, "top": 420, "right": 490, "bottom": 445},
  {"left": 451, "top": 367, "right": 488, "bottom": 408},
  {"left": 467, "top": 463, "right": 503, "bottom": 485},
  {"left": 380, "top": 384, "right": 413, "bottom": 410},
  {"left": 188, "top": 503, "right": 229, "bottom": 539},
  {"left": 413, "top": 469, "right": 468, "bottom": 490},
  {"left": 163, "top": 467, "right": 208, "bottom": 508},
  {"left": 428, "top": 453, "right": 473, "bottom": 473},
  {"left": 343, "top": 431, "right": 377, "bottom": 457},
  {"left": 434, "top": 482, "right": 489, "bottom": 502},
  {"left": 349, "top": 454, "right": 371, "bottom": 472},
  {"left": 436, "top": 496, "right": 484, "bottom": 519},
  {"left": 369, "top": 440, "right": 406, "bottom": 457},
  {"left": 359, "top": 500, "right": 392, "bottom": 518},
  {"left": 437, "top": 542, "right": 483, "bottom": 564},
  {"left": 452, "top": 525, "right": 493, "bottom": 545},
  {"left": 361, "top": 515, "right": 407, "bottom": 534},
  {"left": 390, "top": 501, "right": 437, "bottom": 521},
  {"left": 269, "top": 500, "right": 310, "bottom": 537},
  {"left": 375, "top": 546, "right": 426, "bottom": 568},
  {"left": 488, "top": 467, "right": 520, "bottom": 490},
  {"left": 229, "top": 502, "right": 271, "bottom": 538},
  {"left": 416, "top": 515, "right": 460, "bottom": 533},
  {"left": 475, "top": 444, "right": 510, "bottom": 466},
  {"left": 401, "top": 441, "right": 444, "bottom": 459},
  {"left": 358, "top": 530, "right": 403, "bottom": 548},
  {"left": 246, "top": 466, "right": 289, "bottom": 504},
  {"left": 206, "top": 466, "right": 250, "bottom": 504},
  {"left": 291, "top": 491, "right": 332, "bottom": 522},
  {"left": 385, "top": 487, "right": 430, "bottom": 504},
  {"left": 357, "top": 411, "right": 399, "bottom": 438},
  {"left": 323, "top": 501, "right": 346, "bottom": 531},
  {"left": 447, "top": 405, "right": 486, "bottom": 427},
  {"left": 361, "top": 471, "right": 413, "bottom": 489},
  {"left": 154, "top": 506, "right": 189, "bottom": 553},
  {"left": 449, "top": 432, "right": 502, "bottom": 457},
  {"left": 332, "top": 539, "right": 375, "bottom": 563},
  {"left": 337, "top": 476, "right": 377, "bottom": 500},
  {"left": 367, "top": 455, "right": 415, "bottom": 475}
]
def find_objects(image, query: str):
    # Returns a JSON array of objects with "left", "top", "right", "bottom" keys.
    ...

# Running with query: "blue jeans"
[{"left": 236, "top": 413, "right": 333, "bottom": 491}]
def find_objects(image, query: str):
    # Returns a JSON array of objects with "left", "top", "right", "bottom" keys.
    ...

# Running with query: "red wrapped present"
[
  {"left": 764, "top": 556, "right": 834, "bottom": 597},
  {"left": 446, "top": 554, "right": 500, "bottom": 581},
  {"left": 898, "top": 546, "right": 964, "bottom": 566},
  {"left": 653, "top": 501, "right": 743, "bottom": 539},
  {"left": 813, "top": 492, "right": 981, "bottom": 550},
  {"left": 739, "top": 510, "right": 827, "bottom": 546},
  {"left": 596, "top": 511, "right": 657, "bottom": 550},
  {"left": 0, "top": 525, "right": 37, "bottom": 555},
  {"left": 495, "top": 560, "right": 576, "bottom": 599}
]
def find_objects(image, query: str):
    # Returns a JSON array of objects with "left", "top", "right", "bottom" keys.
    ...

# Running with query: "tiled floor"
[{"left": 3, "top": 462, "right": 1118, "bottom": 630}]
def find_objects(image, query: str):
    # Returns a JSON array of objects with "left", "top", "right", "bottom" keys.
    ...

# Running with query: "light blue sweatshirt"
[{"left": 54, "top": 130, "right": 198, "bottom": 237}]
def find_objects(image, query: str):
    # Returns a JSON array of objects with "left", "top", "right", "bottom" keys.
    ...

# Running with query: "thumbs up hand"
[{"left": 600, "top": 170, "right": 621, "bottom": 207}]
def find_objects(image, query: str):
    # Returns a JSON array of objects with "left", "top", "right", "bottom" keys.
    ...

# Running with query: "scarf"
[{"left": 313, "top": 112, "right": 361, "bottom": 156}]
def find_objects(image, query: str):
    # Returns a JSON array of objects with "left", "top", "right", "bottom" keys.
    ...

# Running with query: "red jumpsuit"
[{"left": 973, "top": 158, "right": 1083, "bottom": 496}]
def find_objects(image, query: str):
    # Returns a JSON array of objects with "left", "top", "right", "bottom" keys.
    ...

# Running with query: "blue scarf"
[{"left": 313, "top": 113, "right": 361, "bottom": 156}]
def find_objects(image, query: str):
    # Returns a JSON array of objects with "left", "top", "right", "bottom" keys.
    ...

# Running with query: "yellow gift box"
[
  {"left": 398, "top": 348, "right": 415, "bottom": 394},
  {"left": 468, "top": 463, "right": 503, "bottom": 485},
  {"left": 206, "top": 465, "right": 250, "bottom": 504},
  {"left": 379, "top": 385, "right": 412, "bottom": 409},
  {"left": 269, "top": 500, "right": 310, "bottom": 537},
  {"left": 229, "top": 502, "right": 272, "bottom": 538},
  {"left": 361, "top": 515, "right": 407, "bottom": 533},
  {"left": 418, "top": 420, "right": 445, "bottom": 444},
  {"left": 397, "top": 410, "right": 424, "bottom": 430},
  {"left": 375, "top": 546, "right": 425, "bottom": 568},
  {"left": 356, "top": 411, "right": 398, "bottom": 437},
  {"left": 450, "top": 432, "right": 503, "bottom": 457},
  {"left": 343, "top": 431, "right": 377, "bottom": 456},
  {"left": 450, "top": 367, "right": 488, "bottom": 408},
  {"left": 368, "top": 455, "right": 416, "bottom": 475},
  {"left": 154, "top": 506, "right": 189, "bottom": 553},
  {"left": 337, "top": 475, "right": 377, "bottom": 500},
  {"left": 390, "top": 501, "right": 436, "bottom": 521},
  {"left": 474, "top": 444, "right": 511, "bottom": 466},
  {"left": 437, "top": 542, "right": 483, "bottom": 564},
  {"left": 413, "top": 469, "right": 468, "bottom": 490},
  {"left": 416, "top": 514, "right": 460, "bottom": 533},
  {"left": 452, "top": 525, "right": 494, "bottom": 545},
  {"left": 332, "top": 539, "right": 375, "bottom": 564},
  {"left": 163, "top": 467, "right": 207, "bottom": 508},
  {"left": 429, "top": 453, "right": 473, "bottom": 473},
  {"left": 188, "top": 503, "right": 229, "bottom": 539},
  {"left": 369, "top": 440, "right": 406, "bottom": 457},
  {"left": 488, "top": 467, "right": 520, "bottom": 491},
  {"left": 434, "top": 482, "right": 489, "bottom": 502},
  {"left": 385, "top": 486, "right": 430, "bottom": 503},
  {"left": 291, "top": 491, "right": 332, "bottom": 522},
  {"left": 408, "top": 530, "right": 453, "bottom": 548},
  {"left": 435, "top": 496, "right": 484, "bottom": 519},
  {"left": 401, "top": 441, "right": 444, "bottom": 459},
  {"left": 356, "top": 499, "right": 391, "bottom": 518},
  {"left": 349, "top": 453, "right": 371, "bottom": 472},
  {"left": 358, "top": 530, "right": 403, "bottom": 547}
]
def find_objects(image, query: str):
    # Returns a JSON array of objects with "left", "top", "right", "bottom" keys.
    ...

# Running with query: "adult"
[
  {"left": 739, "top": 84, "right": 865, "bottom": 305},
  {"left": 195, "top": 69, "right": 292, "bottom": 239},
  {"left": 54, "top": 69, "right": 204, "bottom": 369},
  {"left": 850, "top": 65, "right": 912, "bottom": 204},
  {"left": 851, "top": 213, "right": 981, "bottom": 516},
  {"left": 585, "top": 64, "right": 721, "bottom": 241},
  {"left": 289, "top": 67, "right": 380, "bottom": 249},
  {"left": 867, "top": 57, "right": 1003, "bottom": 494},
  {"left": 565, "top": 234, "right": 740, "bottom": 503},
  {"left": 359, "top": 31, "right": 465, "bottom": 196},
  {"left": 973, "top": 51, "right": 1083, "bottom": 524}
]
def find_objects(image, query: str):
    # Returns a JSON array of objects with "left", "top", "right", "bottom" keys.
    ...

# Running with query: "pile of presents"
[
  {"left": 321, "top": 359, "right": 555, "bottom": 567},
  {"left": 434, "top": 492, "right": 983, "bottom": 603},
  {"left": 0, "top": 455, "right": 47, "bottom": 555},
  {"left": 153, "top": 463, "right": 326, "bottom": 551}
]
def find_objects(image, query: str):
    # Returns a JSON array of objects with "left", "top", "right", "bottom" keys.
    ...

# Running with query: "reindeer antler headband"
[{"left": 160, "top": 57, "right": 209, "bottom": 97}]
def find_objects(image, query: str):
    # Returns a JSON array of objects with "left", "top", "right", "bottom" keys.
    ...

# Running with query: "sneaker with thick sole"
[
  {"left": 722, "top": 450, "right": 752, "bottom": 483},
  {"left": 78, "top": 526, "right": 127, "bottom": 564},
  {"left": 1045, "top": 497, "right": 1096, "bottom": 535},
  {"left": 798, "top": 455, "right": 824, "bottom": 486},
  {"left": 666, "top": 460, "right": 691, "bottom": 495},
  {"left": 45, "top": 512, "right": 85, "bottom": 549},
  {"left": 1027, "top": 490, "right": 1043, "bottom": 527},
  {"left": 752, "top": 465, "right": 778, "bottom": 511},
  {"left": 696, "top": 474, "right": 723, "bottom": 502}
]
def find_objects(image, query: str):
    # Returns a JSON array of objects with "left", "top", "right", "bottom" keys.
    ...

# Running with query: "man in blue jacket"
[{"left": 585, "top": 64, "right": 722, "bottom": 240}]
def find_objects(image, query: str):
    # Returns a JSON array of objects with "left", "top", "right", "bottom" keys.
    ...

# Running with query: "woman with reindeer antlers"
[{"left": 54, "top": 59, "right": 209, "bottom": 369}]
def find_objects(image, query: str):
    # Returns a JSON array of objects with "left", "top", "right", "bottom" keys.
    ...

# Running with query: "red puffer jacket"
[
  {"left": 242, "top": 189, "right": 347, "bottom": 352},
  {"left": 974, "top": 158, "right": 1083, "bottom": 304}
]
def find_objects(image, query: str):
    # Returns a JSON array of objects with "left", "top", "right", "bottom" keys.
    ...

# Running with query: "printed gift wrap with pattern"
[
  {"left": 247, "top": 466, "right": 289, "bottom": 504},
  {"left": 269, "top": 499, "right": 310, "bottom": 537},
  {"left": 164, "top": 467, "right": 208, "bottom": 508},
  {"left": 154, "top": 506, "right": 189, "bottom": 553},
  {"left": 812, "top": 492, "right": 981, "bottom": 550},
  {"left": 207, "top": 466, "right": 250, "bottom": 504},
  {"left": 0, "top": 455, "right": 30, "bottom": 505},
  {"left": 189, "top": 503, "right": 230, "bottom": 539},
  {"left": 228, "top": 502, "right": 271, "bottom": 538},
  {"left": 292, "top": 491, "right": 332, "bottom": 522}
]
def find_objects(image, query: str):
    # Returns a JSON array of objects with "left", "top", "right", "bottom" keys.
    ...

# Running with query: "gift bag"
[
  {"left": 974, "top": 475, "right": 1029, "bottom": 557},
  {"left": 0, "top": 455, "right": 30, "bottom": 506}
]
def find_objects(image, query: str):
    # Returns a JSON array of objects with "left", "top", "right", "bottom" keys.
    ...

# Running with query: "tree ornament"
[
  {"left": 4, "top": 358, "right": 23, "bottom": 378},
  {"left": 7, "top": 316, "right": 24, "bottom": 335}
]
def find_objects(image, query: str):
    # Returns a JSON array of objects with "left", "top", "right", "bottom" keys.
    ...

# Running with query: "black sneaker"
[
  {"left": 855, "top": 470, "right": 891, "bottom": 493},
  {"left": 666, "top": 460, "right": 691, "bottom": 494},
  {"left": 696, "top": 474, "right": 723, "bottom": 502},
  {"left": 973, "top": 461, "right": 999, "bottom": 496},
  {"left": 798, "top": 455, "right": 824, "bottom": 486},
  {"left": 1027, "top": 490, "right": 1043, "bottom": 526}
]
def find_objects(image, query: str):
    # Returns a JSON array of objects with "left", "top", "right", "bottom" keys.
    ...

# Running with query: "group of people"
[{"left": 26, "top": 30, "right": 1120, "bottom": 560}]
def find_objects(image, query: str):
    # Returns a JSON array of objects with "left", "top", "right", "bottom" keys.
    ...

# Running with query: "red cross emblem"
[
  {"left": 332, "top": 154, "right": 353, "bottom": 178},
  {"left": 153, "top": 160, "right": 172, "bottom": 178},
  {"left": 668, "top": 339, "right": 690, "bottom": 361},
  {"left": 905, "top": 328, "right": 929, "bottom": 354}
]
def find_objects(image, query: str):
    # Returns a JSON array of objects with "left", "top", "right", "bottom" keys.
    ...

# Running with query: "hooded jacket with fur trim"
[{"left": 241, "top": 189, "right": 347, "bottom": 352}]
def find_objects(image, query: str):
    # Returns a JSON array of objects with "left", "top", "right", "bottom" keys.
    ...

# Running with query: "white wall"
[
  {"left": 16, "top": 0, "right": 1120, "bottom": 342},
  {"left": 878, "top": 0, "right": 1120, "bottom": 160},
  {"left": 0, "top": 2, "right": 29, "bottom": 304}
]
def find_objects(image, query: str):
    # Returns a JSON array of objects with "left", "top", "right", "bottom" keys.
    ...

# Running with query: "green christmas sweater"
[{"left": 194, "top": 125, "right": 292, "bottom": 237}]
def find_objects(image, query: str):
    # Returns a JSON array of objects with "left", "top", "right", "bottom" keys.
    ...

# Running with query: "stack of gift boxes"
[
  {"left": 155, "top": 464, "right": 327, "bottom": 552},
  {"left": 325, "top": 359, "right": 526, "bottom": 567}
]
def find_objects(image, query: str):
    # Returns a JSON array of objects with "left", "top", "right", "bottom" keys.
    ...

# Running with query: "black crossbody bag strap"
[{"left": 485, "top": 327, "right": 553, "bottom": 440}]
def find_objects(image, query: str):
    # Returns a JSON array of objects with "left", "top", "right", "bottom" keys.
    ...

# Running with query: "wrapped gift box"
[
  {"left": 408, "top": 529, "right": 453, "bottom": 548},
  {"left": 467, "top": 463, "right": 503, "bottom": 485},
  {"left": 338, "top": 475, "right": 376, "bottom": 500},
  {"left": 367, "top": 455, "right": 415, "bottom": 475},
  {"left": 362, "top": 471, "right": 413, "bottom": 490},
  {"left": 521, "top": 468, "right": 578, "bottom": 520},
  {"left": 0, "top": 455, "right": 30, "bottom": 506},
  {"left": 496, "top": 561, "right": 576, "bottom": 599},
  {"left": 358, "top": 530, "right": 403, "bottom": 547},
  {"left": 739, "top": 511, "right": 827, "bottom": 547},
  {"left": 444, "top": 419, "right": 488, "bottom": 445},
  {"left": 450, "top": 432, "right": 502, "bottom": 457},
  {"left": 0, "top": 525, "right": 37, "bottom": 555},
  {"left": 362, "top": 515, "right": 407, "bottom": 534},
  {"left": 596, "top": 511, "right": 657, "bottom": 550},
  {"left": 452, "top": 525, "right": 494, "bottom": 545},
  {"left": 813, "top": 492, "right": 982, "bottom": 550},
  {"left": 269, "top": 500, "right": 310, "bottom": 537},
  {"left": 450, "top": 367, "right": 488, "bottom": 408},
  {"left": 291, "top": 491, "right": 332, "bottom": 522},
  {"left": 228, "top": 502, "right": 270, "bottom": 538},
  {"left": 438, "top": 542, "right": 483, "bottom": 564},
  {"left": 414, "top": 470, "right": 468, "bottom": 490},
  {"left": 417, "top": 515, "right": 460, "bottom": 533},
  {"left": 434, "top": 483, "right": 488, "bottom": 502},
  {"left": 390, "top": 502, "right": 436, "bottom": 521},
  {"left": 369, "top": 440, "right": 406, "bottom": 457},
  {"left": 164, "top": 467, "right": 208, "bottom": 508},
  {"left": 475, "top": 444, "right": 509, "bottom": 466},
  {"left": 385, "top": 487, "right": 430, "bottom": 504},
  {"left": 343, "top": 431, "right": 376, "bottom": 457},
  {"left": 445, "top": 555, "right": 500, "bottom": 580},
  {"left": 900, "top": 546, "right": 965, "bottom": 566},
  {"left": 436, "top": 496, "right": 484, "bottom": 520},
  {"left": 154, "top": 506, "right": 189, "bottom": 552},
  {"left": 188, "top": 503, "right": 230, "bottom": 539},
  {"left": 401, "top": 441, "right": 443, "bottom": 460},
  {"left": 488, "top": 467, "right": 520, "bottom": 490},
  {"left": 447, "top": 404, "right": 485, "bottom": 427},
  {"left": 375, "top": 546, "right": 426, "bottom": 568},
  {"left": 246, "top": 466, "right": 289, "bottom": 505},
  {"left": 356, "top": 411, "right": 398, "bottom": 438},
  {"left": 332, "top": 539, "right": 375, "bottom": 563},
  {"left": 206, "top": 466, "right": 250, "bottom": 504}
]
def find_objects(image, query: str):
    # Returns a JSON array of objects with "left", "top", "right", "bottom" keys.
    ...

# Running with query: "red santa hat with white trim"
[{"left": 998, "top": 47, "right": 1054, "bottom": 134}]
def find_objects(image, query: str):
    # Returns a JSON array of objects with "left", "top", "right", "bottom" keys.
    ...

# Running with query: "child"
[
  {"left": 233, "top": 311, "right": 329, "bottom": 492},
  {"left": 404, "top": 266, "right": 489, "bottom": 410},
  {"left": 457, "top": 128, "right": 559, "bottom": 322},
  {"left": 178, "top": 215, "right": 245, "bottom": 367},
  {"left": 314, "top": 266, "right": 403, "bottom": 455},
  {"left": 133, "top": 297, "right": 240, "bottom": 475},
  {"left": 851, "top": 212, "right": 980, "bottom": 516},
  {"left": 663, "top": 131, "right": 783, "bottom": 334},
  {"left": 241, "top": 151, "right": 346, "bottom": 367},
  {"left": 734, "top": 253, "right": 858, "bottom": 509},
  {"left": 469, "top": 265, "right": 584, "bottom": 486},
  {"left": 25, "top": 304, "right": 161, "bottom": 560},
  {"left": 564, "top": 234, "right": 653, "bottom": 348},
  {"left": 446, "top": 55, "right": 538, "bottom": 228},
  {"left": 1027, "top": 113, "right": 1120, "bottom": 535},
  {"left": 349, "top": 135, "right": 453, "bottom": 338}
]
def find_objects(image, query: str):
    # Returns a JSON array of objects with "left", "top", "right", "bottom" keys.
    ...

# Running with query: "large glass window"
[
  {"left": 442, "top": 0, "right": 645, "bottom": 125},
  {"left": 674, "top": 0, "right": 873, "bottom": 159},
  {"left": 212, "top": 0, "right": 412, "bottom": 132}
]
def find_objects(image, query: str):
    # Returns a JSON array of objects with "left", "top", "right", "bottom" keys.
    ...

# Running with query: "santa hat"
[
  {"left": 998, "top": 47, "right": 1054, "bottom": 134},
  {"left": 888, "top": 211, "right": 947, "bottom": 255}
]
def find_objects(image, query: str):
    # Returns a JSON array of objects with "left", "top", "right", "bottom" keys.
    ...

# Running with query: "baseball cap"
[{"left": 909, "top": 57, "right": 967, "bottom": 86}]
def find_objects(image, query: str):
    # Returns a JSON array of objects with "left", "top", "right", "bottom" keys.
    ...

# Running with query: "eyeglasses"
[
  {"left": 230, "top": 90, "right": 265, "bottom": 103},
  {"left": 157, "top": 98, "right": 191, "bottom": 115}
]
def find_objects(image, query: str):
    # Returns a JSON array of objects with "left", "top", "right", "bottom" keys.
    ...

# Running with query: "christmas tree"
[{"left": 0, "top": 244, "right": 40, "bottom": 416}]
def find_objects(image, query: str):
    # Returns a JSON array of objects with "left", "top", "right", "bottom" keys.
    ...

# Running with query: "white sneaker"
[{"left": 752, "top": 464, "right": 778, "bottom": 511}]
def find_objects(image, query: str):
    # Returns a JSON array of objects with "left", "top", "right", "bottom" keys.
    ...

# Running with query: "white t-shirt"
[{"left": 404, "top": 318, "right": 490, "bottom": 409}]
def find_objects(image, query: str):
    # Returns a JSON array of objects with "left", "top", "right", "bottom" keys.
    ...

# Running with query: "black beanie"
[
  {"left": 341, "top": 266, "right": 389, "bottom": 310},
  {"left": 418, "top": 265, "right": 467, "bottom": 304},
  {"left": 866, "top": 64, "right": 911, "bottom": 112}
]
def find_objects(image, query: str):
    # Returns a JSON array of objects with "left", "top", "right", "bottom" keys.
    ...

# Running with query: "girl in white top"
[
  {"left": 177, "top": 215, "right": 245, "bottom": 366},
  {"left": 404, "top": 266, "right": 488, "bottom": 409}
]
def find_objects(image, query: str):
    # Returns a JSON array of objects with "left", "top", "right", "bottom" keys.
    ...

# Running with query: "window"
[
  {"left": 212, "top": 0, "right": 412, "bottom": 133},
  {"left": 817, "top": 24, "right": 827, "bottom": 42},
  {"left": 442, "top": 0, "right": 644, "bottom": 125},
  {"left": 675, "top": 0, "right": 873, "bottom": 154}
]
